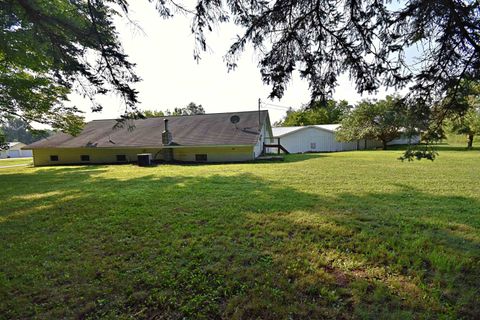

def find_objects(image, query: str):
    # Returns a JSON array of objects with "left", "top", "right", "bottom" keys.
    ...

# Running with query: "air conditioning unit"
[{"left": 137, "top": 153, "right": 152, "bottom": 166}]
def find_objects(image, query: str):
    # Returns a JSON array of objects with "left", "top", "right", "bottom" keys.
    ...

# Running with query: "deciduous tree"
[
  {"left": 142, "top": 109, "right": 165, "bottom": 118},
  {"left": 0, "top": 118, "right": 52, "bottom": 144},
  {"left": 337, "top": 95, "right": 406, "bottom": 150},
  {"left": 167, "top": 102, "right": 205, "bottom": 116},
  {"left": 277, "top": 100, "right": 350, "bottom": 126},
  {"left": 447, "top": 81, "right": 480, "bottom": 149}
]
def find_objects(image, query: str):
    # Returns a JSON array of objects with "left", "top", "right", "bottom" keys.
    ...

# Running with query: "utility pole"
[{"left": 258, "top": 98, "right": 261, "bottom": 130}]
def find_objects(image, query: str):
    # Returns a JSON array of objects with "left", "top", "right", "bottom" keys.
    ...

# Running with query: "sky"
[{"left": 68, "top": 1, "right": 401, "bottom": 124}]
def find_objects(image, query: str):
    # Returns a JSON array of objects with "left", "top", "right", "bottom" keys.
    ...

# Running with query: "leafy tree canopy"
[
  {"left": 0, "top": 117, "right": 52, "bottom": 144},
  {"left": 276, "top": 100, "right": 350, "bottom": 126},
  {"left": 142, "top": 109, "right": 165, "bottom": 118},
  {"left": 166, "top": 102, "right": 206, "bottom": 116},
  {"left": 141, "top": 102, "right": 205, "bottom": 118},
  {"left": 1, "top": 0, "right": 125, "bottom": 134},
  {"left": 337, "top": 95, "right": 407, "bottom": 150},
  {"left": 1, "top": 0, "right": 479, "bottom": 159}
]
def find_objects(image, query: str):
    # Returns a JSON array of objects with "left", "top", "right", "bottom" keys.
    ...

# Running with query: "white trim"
[{"left": 272, "top": 125, "right": 338, "bottom": 138}]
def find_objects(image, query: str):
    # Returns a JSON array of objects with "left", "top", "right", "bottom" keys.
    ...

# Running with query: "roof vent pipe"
[{"left": 162, "top": 119, "right": 172, "bottom": 145}]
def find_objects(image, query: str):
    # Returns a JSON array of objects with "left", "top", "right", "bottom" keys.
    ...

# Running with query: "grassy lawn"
[
  {"left": 1, "top": 147, "right": 479, "bottom": 319},
  {"left": 0, "top": 157, "right": 32, "bottom": 167}
]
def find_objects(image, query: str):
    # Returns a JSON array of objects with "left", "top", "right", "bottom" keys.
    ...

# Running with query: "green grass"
[
  {"left": 0, "top": 157, "right": 32, "bottom": 167},
  {"left": 1, "top": 147, "right": 479, "bottom": 319}
]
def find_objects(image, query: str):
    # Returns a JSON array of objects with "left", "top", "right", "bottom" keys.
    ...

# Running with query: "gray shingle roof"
[{"left": 25, "top": 110, "right": 269, "bottom": 149}]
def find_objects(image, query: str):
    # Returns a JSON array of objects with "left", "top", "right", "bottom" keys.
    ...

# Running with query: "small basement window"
[
  {"left": 195, "top": 154, "right": 207, "bottom": 162},
  {"left": 310, "top": 142, "right": 317, "bottom": 149},
  {"left": 80, "top": 155, "right": 90, "bottom": 162},
  {"left": 116, "top": 154, "right": 127, "bottom": 162},
  {"left": 50, "top": 155, "right": 59, "bottom": 161}
]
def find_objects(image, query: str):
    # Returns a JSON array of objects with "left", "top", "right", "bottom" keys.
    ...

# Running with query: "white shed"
[
  {"left": 0, "top": 142, "right": 32, "bottom": 159},
  {"left": 270, "top": 125, "right": 381, "bottom": 154}
]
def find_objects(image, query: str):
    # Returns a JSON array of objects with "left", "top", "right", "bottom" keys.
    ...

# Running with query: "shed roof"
[
  {"left": 272, "top": 124, "right": 341, "bottom": 137},
  {"left": 25, "top": 110, "right": 270, "bottom": 149}
]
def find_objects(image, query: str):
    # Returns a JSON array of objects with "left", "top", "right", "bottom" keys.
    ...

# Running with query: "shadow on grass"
[
  {"left": 387, "top": 143, "right": 480, "bottom": 152},
  {"left": 0, "top": 167, "right": 479, "bottom": 319},
  {"left": 432, "top": 145, "right": 480, "bottom": 152}
]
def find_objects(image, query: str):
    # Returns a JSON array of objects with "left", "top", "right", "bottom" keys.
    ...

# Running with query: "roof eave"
[
  {"left": 24, "top": 144, "right": 255, "bottom": 150},
  {"left": 272, "top": 125, "right": 338, "bottom": 137}
]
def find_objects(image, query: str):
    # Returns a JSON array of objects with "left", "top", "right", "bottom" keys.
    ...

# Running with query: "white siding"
[
  {"left": 0, "top": 143, "right": 32, "bottom": 158},
  {"left": 277, "top": 127, "right": 359, "bottom": 153},
  {"left": 270, "top": 127, "right": 382, "bottom": 153},
  {"left": 8, "top": 150, "right": 20, "bottom": 157},
  {"left": 254, "top": 121, "right": 270, "bottom": 158}
]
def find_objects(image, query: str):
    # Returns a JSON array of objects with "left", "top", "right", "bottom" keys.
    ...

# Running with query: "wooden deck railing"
[{"left": 263, "top": 137, "right": 290, "bottom": 154}]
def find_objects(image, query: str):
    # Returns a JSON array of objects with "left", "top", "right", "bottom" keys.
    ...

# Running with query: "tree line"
[
  {"left": 142, "top": 102, "right": 205, "bottom": 117},
  {"left": 276, "top": 81, "right": 480, "bottom": 151},
  {"left": 0, "top": 118, "right": 52, "bottom": 146}
]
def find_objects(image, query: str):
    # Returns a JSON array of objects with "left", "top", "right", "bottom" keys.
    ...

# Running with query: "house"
[
  {"left": 23, "top": 110, "right": 272, "bottom": 166},
  {"left": 0, "top": 142, "right": 33, "bottom": 159},
  {"left": 270, "top": 125, "right": 382, "bottom": 153}
]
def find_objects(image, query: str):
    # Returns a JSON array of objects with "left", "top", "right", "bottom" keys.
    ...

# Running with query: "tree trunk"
[
  {"left": 382, "top": 139, "right": 387, "bottom": 150},
  {"left": 467, "top": 134, "right": 474, "bottom": 149}
]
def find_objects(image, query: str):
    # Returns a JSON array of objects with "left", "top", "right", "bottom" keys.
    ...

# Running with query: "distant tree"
[
  {"left": 337, "top": 95, "right": 406, "bottom": 150},
  {"left": 277, "top": 100, "right": 350, "bottom": 126},
  {"left": 142, "top": 110, "right": 165, "bottom": 118},
  {"left": 167, "top": 102, "right": 206, "bottom": 116},
  {"left": 137, "top": 104, "right": 205, "bottom": 119},
  {"left": 275, "top": 108, "right": 310, "bottom": 127},
  {"left": 453, "top": 108, "right": 480, "bottom": 149},
  {"left": 317, "top": 100, "right": 351, "bottom": 124},
  {"left": 446, "top": 81, "right": 480, "bottom": 149},
  {"left": 1, "top": 117, "right": 52, "bottom": 144}
]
